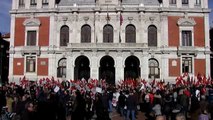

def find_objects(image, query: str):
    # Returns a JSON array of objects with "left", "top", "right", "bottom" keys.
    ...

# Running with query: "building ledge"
[{"left": 21, "top": 46, "right": 40, "bottom": 56}]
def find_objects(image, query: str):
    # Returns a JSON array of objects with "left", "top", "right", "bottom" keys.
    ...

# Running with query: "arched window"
[
  {"left": 125, "top": 24, "right": 136, "bottom": 43},
  {"left": 81, "top": 24, "right": 91, "bottom": 43},
  {"left": 148, "top": 25, "right": 157, "bottom": 47},
  {"left": 103, "top": 24, "right": 113, "bottom": 43},
  {"left": 57, "top": 58, "right": 67, "bottom": 78},
  {"left": 60, "top": 25, "right": 69, "bottom": 46},
  {"left": 148, "top": 59, "right": 160, "bottom": 78}
]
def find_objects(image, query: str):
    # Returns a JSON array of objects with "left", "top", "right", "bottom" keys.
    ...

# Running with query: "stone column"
[
  {"left": 72, "top": 12, "right": 78, "bottom": 43},
  {"left": 49, "top": 14, "right": 55, "bottom": 47},
  {"left": 37, "top": 0, "right": 42, "bottom": 9},
  {"left": 25, "top": 0, "right": 30, "bottom": 9},
  {"left": 115, "top": 51, "right": 124, "bottom": 84},
  {"left": 49, "top": 0, "right": 55, "bottom": 8},
  {"left": 205, "top": 54, "right": 211, "bottom": 76},
  {"left": 161, "top": 15, "right": 168, "bottom": 46},
  {"left": 176, "top": 0, "right": 181, "bottom": 8},
  {"left": 94, "top": 11, "right": 99, "bottom": 43},
  {"left": 189, "top": 0, "right": 194, "bottom": 8},
  {"left": 12, "top": 0, "right": 17, "bottom": 9},
  {"left": 8, "top": 14, "right": 16, "bottom": 82},
  {"left": 90, "top": 51, "right": 99, "bottom": 79},
  {"left": 161, "top": 55, "right": 168, "bottom": 80},
  {"left": 204, "top": 14, "right": 210, "bottom": 47},
  {"left": 141, "top": 53, "right": 149, "bottom": 80},
  {"left": 48, "top": 53, "right": 56, "bottom": 77},
  {"left": 203, "top": 0, "right": 208, "bottom": 8},
  {"left": 162, "top": 0, "right": 169, "bottom": 7},
  {"left": 67, "top": 53, "right": 74, "bottom": 80}
]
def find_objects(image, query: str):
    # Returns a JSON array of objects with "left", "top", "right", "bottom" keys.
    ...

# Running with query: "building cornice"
[{"left": 10, "top": 7, "right": 211, "bottom": 15}]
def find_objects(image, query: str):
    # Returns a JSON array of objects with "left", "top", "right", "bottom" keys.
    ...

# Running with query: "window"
[
  {"left": 27, "top": 31, "right": 36, "bottom": 46},
  {"left": 42, "top": 0, "right": 49, "bottom": 5},
  {"left": 81, "top": 25, "right": 91, "bottom": 43},
  {"left": 195, "top": 0, "right": 201, "bottom": 5},
  {"left": 30, "top": 0, "right": 37, "bottom": 5},
  {"left": 148, "top": 59, "right": 160, "bottom": 78},
  {"left": 182, "top": 57, "right": 192, "bottom": 73},
  {"left": 60, "top": 25, "right": 69, "bottom": 46},
  {"left": 182, "top": 31, "right": 192, "bottom": 46},
  {"left": 169, "top": 0, "right": 176, "bottom": 4},
  {"left": 57, "top": 58, "right": 67, "bottom": 78},
  {"left": 125, "top": 24, "right": 136, "bottom": 43},
  {"left": 148, "top": 25, "right": 157, "bottom": 47},
  {"left": 19, "top": 0, "right": 25, "bottom": 7},
  {"left": 103, "top": 24, "right": 113, "bottom": 43},
  {"left": 182, "top": 0, "right": 188, "bottom": 4},
  {"left": 26, "top": 56, "right": 36, "bottom": 73}
]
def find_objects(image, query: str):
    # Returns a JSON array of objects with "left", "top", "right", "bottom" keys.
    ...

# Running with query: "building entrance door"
[
  {"left": 124, "top": 56, "right": 140, "bottom": 80},
  {"left": 99, "top": 56, "right": 115, "bottom": 84},
  {"left": 74, "top": 56, "right": 90, "bottom": 80}
]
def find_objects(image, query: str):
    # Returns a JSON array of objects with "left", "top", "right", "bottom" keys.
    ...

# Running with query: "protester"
[{"left": 0, "top": 73, "right": 213, "bottom": 120}]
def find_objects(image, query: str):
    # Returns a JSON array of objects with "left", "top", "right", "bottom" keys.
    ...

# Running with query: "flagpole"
[
  {"left": 119, "top": 12, "right": 121, "bottom": 43},
  {"left": 107, "top": 4, "right": 109, "bottom": 24},
  {"left": 94, "top": 11, "right": 96, "bottom": 44}
]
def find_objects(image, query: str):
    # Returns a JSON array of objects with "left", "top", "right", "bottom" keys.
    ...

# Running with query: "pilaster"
[
  {"left": 67, "top": 54, "right": 74, "bottom": 80},
  {"left": 90, "top": 51, "right": 99, "bottom": 79},
  {"left": 12, "top": 0, "right": 17, "bottom": 9},
  {"left": 161, "top": 55, "right": 168, "bottom": 80},
  {"left": 48, "top": 54, "right": 55, "bottom": 77},
  {"left": 205, "top": 54, "right": 210, "bottom": 76},
  {"left": 204, "top": 0, "right": 208, "bottom": 8},
  {"left": 49, "top": 0, "right": 55, "bottom": 8},
  {"left": 9, "top": 15, "right": 16, "bottom": 82},
  {"left": 37, "top": 0, "right": 42, "bottom": 9},
  {"left": 162, "top": 0, "right": 169, "bottom": 7},
  {"left": 161, "top": 14, "right": 168, "bottom": 46},
  {"left": 189, "top": 0, "right": 194, "bottom": 8},
  {"left": 49, "top": 14, "right": 55, "bottom": 46},
  {"left": 141, "top": 53, "right": 149, "bottom": 80},
  {"left": 204, "top": 14, "right": 210, "bottom": 47},
  {"left": 25, "top": 0, "right": 30, "bottom": 9},
  {"left": 176, "top": 0, "right": 182, "bottom": 8},
  {"left": 115, "top": 52, "right": 124, "bottom": 84}
]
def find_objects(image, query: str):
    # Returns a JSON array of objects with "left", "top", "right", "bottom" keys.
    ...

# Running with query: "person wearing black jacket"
[
  {"left": 21, "top": 102, "right": 36, "bottom": 120},
  {"left": 125, "top": 90, "right": 137, "bottom": 120},
  {"left": 71, "top": 90, "right": 86, "bottom": 120},
  {"left": 118, "top": 91, "right": 126, "bottom": 117}
]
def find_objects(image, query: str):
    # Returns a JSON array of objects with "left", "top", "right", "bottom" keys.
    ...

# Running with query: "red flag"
[{"left": 120, "top": 13, "right": 123, "bottom": 26}]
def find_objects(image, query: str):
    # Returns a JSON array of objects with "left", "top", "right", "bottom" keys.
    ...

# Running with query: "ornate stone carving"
[
  {"left": 23, "top": 18, "right": 41, "bottom": 26},
  {"left": 177, "top": 15, "right": 196, "bottom": 26},
  {"left": 83, "top": 16, "right": 89, "bottom": 21}
]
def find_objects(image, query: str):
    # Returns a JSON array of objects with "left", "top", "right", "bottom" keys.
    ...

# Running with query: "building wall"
[
  {"left": 194, "top": 59, "right": 206, "bottom": 75},
  {"left": 169, "top": 59, "right": 180, "bottom": 77},
  {"left": 38, "top": 17, "right": 50, "bottom": 46},
  {"left": 14, "top": 18, "right": 25, "bottom": 46},
  {"left": 13, "top": 58, "right": 24, "bottom": 75},
  {"left": 9, "top": 0, "right": 211, "bottom": 83},
  {"left": 37, "top": 58, "right": 49, "bottom": 76}
]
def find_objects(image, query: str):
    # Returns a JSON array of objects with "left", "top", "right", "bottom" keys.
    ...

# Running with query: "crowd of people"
[{"left": 0, "top": 73, "right": 213, "bottom": 120}]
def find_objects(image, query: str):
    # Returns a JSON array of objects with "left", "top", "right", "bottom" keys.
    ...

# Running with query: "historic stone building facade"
[{"left": 9, "top": 0, "right": 211, "bottom": 84}]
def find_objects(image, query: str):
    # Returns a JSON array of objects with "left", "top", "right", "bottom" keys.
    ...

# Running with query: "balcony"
[
  {"left": 66, "top": 43, "right": 149, "bottom": 52},
  {"left": 177, "top": 46, "right": 198, "bottom": 56},
  {"left": 21, "top": 46, "right": 40, "bottom": 56}
]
